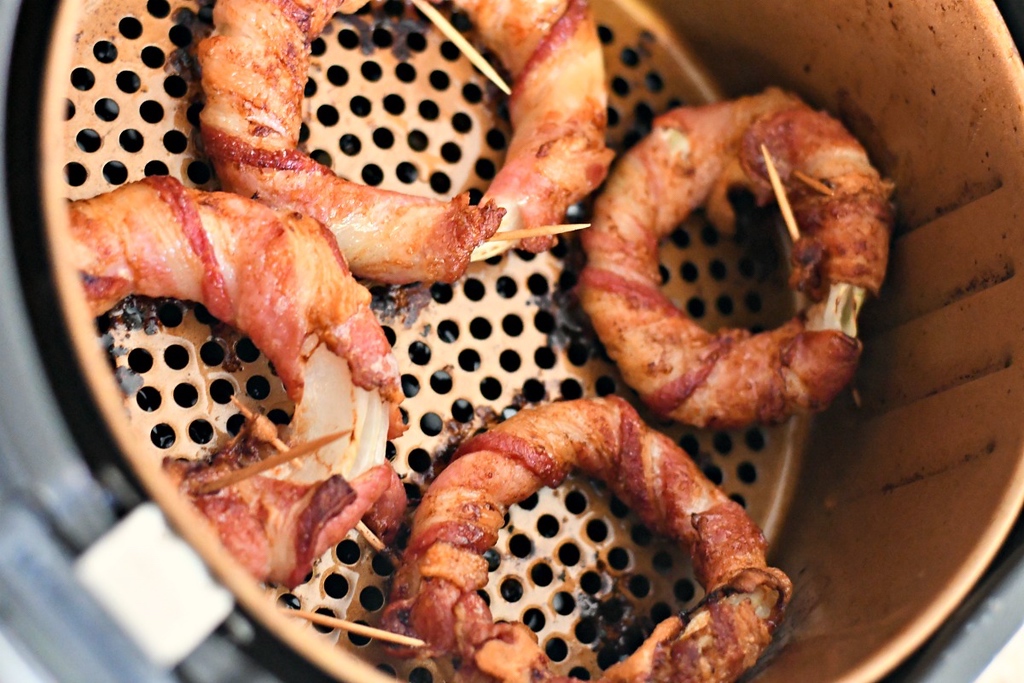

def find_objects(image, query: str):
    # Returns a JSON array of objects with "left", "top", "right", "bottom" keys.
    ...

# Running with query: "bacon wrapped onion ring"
[
  {"left": 68, "top": 176, "right": 407, "bottom": 585},
  {"left": 165, "top": 448, "right": 406, "bottom": 587},
  {"left": 579, "top": 88, "right": 894, "bottom": 429},
  {"left": 381, "top": 397, "right": 791, "bottom": 682},
  {"left": 197, "top": 0, "right": 613, "bottom": 283}
]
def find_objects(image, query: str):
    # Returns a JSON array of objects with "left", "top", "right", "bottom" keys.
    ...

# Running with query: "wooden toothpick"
[
  {"left": 356, "top": 521, "right": 387, "bottom": 553},
  {"left": 760, "top": 144, "right": 801, "bottom": 243},
  {"left": 227, "top": 397, "right": 284, "bottom": 450},
  {"left": 761, "top": 151, "right": 867, "bottom": 338},
  {"left": 190, "top": 430, "right": 351, "bottom": 495},
  {"left": 485, "top": 223, "right": 590, "bottom": 243},
  {"left": 279, "top": 608, "right": 425, "bottom": 648},
  {"left": 471, "top": 223, "right": 591, "bottom": 262},
  {"left": 229, "top": 398, "right": 388, "bottom": 552},
  {"left": 410, "top": 0, "right": 511, "bottom": 95},
  {"left": 793, "top": 170, "right": 835, "bottom": 196}
]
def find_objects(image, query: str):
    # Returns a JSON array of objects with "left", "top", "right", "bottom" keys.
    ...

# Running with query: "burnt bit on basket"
[
  {"left": 338, "top": 3, "right": 432, "bottom": 60},
  {"left": 370, "top": 283, "right": 435, "bottom": 328},
  {"left": 99, "top": 294, "right": 165, "bottom": 336},
  {"left": 532, "top": 238, "right": 603, "bottom": 353},
  {"left": 578, "top": 587, "right": 654, "bottom": 663},
  {"left": 429, "top": 404, "right": 502, "bottom": 476},
  {"left": 168, "top": 5, "right": 214, "bottom": 79}
]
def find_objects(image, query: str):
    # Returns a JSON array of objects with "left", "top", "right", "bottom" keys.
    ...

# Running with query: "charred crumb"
[
  {"left": 945, "top": 263, "right": 1015, "bottom": 305},
  {"left": 369, "top": 283, "right": 434, "bottom": 328},
  {"left": 523, "top": 237, "right": 604, "bottom": 356},
  {"left": 339, "top": 5, "right": 430, "bottom": 60},
  {"left": 167, "top": 7, "right": 212, "bottom": 80},
  {"left": 431, "top": 424, "right": 473, "bottom": 470},
  {"left": 539, "top": 292, "right": 600, "bottom": 356},
  {"left": 338, "top": 12, "right": 377, "bottom": 54},
  {"left": 102, "top": 331, "right": 124, "bottom": 357},
  {"left": 196, "top": 1, "right": 214, "bottom": 25},
  {"left": 474, "top": 404, "right": 500, "bottom": 427},
  {"left": 203, "top": 419, "right": 277, "bottom": 468},
  {"left": 173, "top": 2, "right": 216, "bottom": 34},
  {"left": 403, "top": 480, "right": 423, "bottom": 510},
  {"left": 393, "top": 523, "right": 413, "bottom": 551},
  {"left": 167, "top": 429, "right": 270, "bottom": 489},
  {"left": 423, "top": 405, "right": 501, "bottom": 484},
  {"left": 222, "top": 434, "right": 269, "bottom": 468},
  {"left": 580, "top": 586, "right": 654, "bottom": 660},
  {"left": 114, "top": 365, "right": 144, "bottom": 395},
  {"left": 506, "top": 392, "right": 530, "bottom": 414},
  {"left": 431, "top": 406, "right": 498, "bottom": 466},
  {"left": 210, "top": 323, "right": 248, "bottom": 373},
  {"left": 102, "top": 294, "right": 164, "bottom": 335},
  {"left": 94, "top": 311, "right": 114, "bottom": 339}
]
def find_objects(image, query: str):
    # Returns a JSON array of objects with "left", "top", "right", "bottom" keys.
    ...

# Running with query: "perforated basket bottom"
[{"left": 69, "top": 1, "right": 806, "bottom": 680}]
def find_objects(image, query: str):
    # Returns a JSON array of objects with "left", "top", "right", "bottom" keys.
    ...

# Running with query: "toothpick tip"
[
  {"left": 356, "top": 521, "right": 387, "bottom": 553},
  {"left": 760, "top": 145, "right": 801, "bottom": 243},
  {"left": 410, "top": 0, "right": 511, "bottom": 95},
  {"left": 485, "top": 223, "right": 590, "bottom": 243},
  {"left": 793, "top": 169, "right": 835, "bottom": 196},
  {"left": 279, "top": 608, "right": 425, "bottom": 648}
]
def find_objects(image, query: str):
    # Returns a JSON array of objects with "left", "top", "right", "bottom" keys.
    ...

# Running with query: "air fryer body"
[{"left": 5, "top": 1, "right": 1024, "bottom": 682}]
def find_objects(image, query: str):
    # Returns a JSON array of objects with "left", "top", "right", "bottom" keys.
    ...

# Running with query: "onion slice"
[{"left": 269, "top": 345, "right": 389, "bottom": 483}]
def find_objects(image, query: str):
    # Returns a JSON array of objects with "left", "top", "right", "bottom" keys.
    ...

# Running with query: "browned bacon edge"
[
  {"left": 642, "top": 339, "right": 736, "bottom": 417},
  {"left": 577, "top": 266, "right": 685, "bottom": 315},
  {"left": 508, "top": 0, "right": 590, "bottom": 107},
  {"left": 203, "top": 126, "right": 334, "bottom": 177},
  {"left": 380, "top": 398, "right": 791, "bottom": 682},
  {"left": 453, "top": 430, "right": 567, "bottom": 489},
  {"left": 146, "top": 176, "right": 233, "bottom": 317},
  {"left": 291, "top": 475, "right": 357, "bottom": 585}
]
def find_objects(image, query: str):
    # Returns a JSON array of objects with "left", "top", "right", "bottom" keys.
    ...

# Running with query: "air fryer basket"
[{"left": 40, "top": 0, "right": 1024, "bottom": 682}]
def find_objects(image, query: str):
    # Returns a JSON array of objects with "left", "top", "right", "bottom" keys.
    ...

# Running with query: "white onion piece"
[
  {"left": 350, "top": 370, "right": 390, "bottom": 474},
  {"left": 805, "top": 283, "right": 865, "bottom": 338},
  {"left": 268, "top": 344, "right": 389, "bottom": 483}
]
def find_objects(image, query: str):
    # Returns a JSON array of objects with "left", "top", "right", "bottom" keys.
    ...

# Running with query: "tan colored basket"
[{"left": 46, "top": 0, "right": 1024, "bottom": 681}]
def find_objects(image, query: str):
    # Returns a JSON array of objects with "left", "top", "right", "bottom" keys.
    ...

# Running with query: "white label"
[{"left": 74, "top": 503, "right": 234, "bottom": 668}]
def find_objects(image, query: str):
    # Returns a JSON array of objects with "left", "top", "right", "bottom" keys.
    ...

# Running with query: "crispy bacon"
[
  {"left": 462, "top": 0, "right": 615, "bottom": 253},
  {"left": 578, "top": 88, "right": 894, "bottom": 428},
  {"left": 70, "top": 177, "right": 409, "bottom": 585},
  {"left": 67, "top": 177, "right": 403, "bottom": 426},
  {"left": 380, "top": 398, "right": 791, "bottom": 682},
  {"left": 196, "top": 0, "right": 504, "bottom": 283},
  {"left": 166, "top": 441, "right": 406, "bottom": 587},
  {"left": 196, "top": 0, "right": 612, "bottom": 278}
]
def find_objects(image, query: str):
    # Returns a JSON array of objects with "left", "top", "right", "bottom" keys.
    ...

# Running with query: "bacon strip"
[
  {"left": 196, "top": 0, "right": 506, "bottom": 284},
  {"left": 465, "top": 0, "right": 615, "bottom": 253},
  {"left": 380, "top": 398, "right": 791, "bottom": 682},
  {"left": 579, "top": 88, "right": 893, "bottom": 428},
  {"left": 166, "top": 447, "right": 406, "bottom": 587},
  {"left": 67, "top": 177, "right": 403, "bottom": 421},
  {"left": 71, "top": 178, "right": 409, "bottom": 584},
  {"left": 196, "top": 0, "right": 612, "bottom": 279}
]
